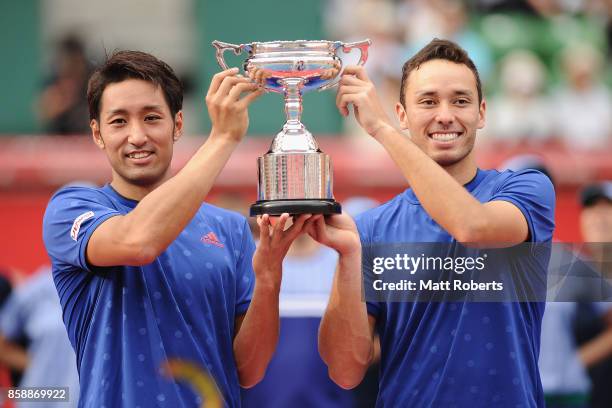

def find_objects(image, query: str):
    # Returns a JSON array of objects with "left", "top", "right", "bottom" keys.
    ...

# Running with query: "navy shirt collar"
[{"left": 102, "top": 184, "right": 139, "bottom": 208}]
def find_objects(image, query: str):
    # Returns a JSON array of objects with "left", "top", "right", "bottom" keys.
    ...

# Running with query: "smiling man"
[
  {"left": 42, "top": 50, "right": 308, "bottom": 407},
  {"left": 306, "top": 39, "right": 556, "bottom": 407}
]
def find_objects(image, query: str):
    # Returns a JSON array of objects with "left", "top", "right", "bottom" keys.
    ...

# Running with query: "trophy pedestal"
[
  {"left": 250, "top": 199, "right": 341, "bottom": 216},
  {"left": 253, "top": 149, "right": 339, "bottom": 216}
]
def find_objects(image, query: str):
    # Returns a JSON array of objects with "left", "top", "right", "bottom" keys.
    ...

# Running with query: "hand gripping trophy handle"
[{"left": 319, "top": 39, "right": 371, "bottom": 91}]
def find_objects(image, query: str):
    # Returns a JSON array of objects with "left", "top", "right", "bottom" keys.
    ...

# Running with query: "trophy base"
[{"left": 250, "top": 199, "right": 341, "bottom": 216}]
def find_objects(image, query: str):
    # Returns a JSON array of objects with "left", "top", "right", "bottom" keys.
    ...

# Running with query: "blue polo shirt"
[
  {"left": 356, "top": 169, "right": 555, "bottom": 408},
  {"left": 42, "top": 184, "right": 255, "bottom": 408}
]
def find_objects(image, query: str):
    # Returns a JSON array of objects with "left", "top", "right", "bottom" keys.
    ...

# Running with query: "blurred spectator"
[
  {"left": 37, "top": 34, "right": 92, "bottom": 135},
  {"left": 486, "top": 50, "right": 553, "bottom": 144},
  {"left": 551, "top": 44, "right": 612, "bottom": 150},
  {"left": 540, "top": 299, "right": 612, "bottom": 408},
  {"left": 580, "top": 182, "right": 612, "bottom": 250},
  {"left": 574, "top": 181, "right": 612, "bottom": 408},
  {"left": 397, "top": 0, "right": 494, "bottom": 82},
  {"left": 323, "top": 0, "right": 365, "bottom": 41},
  {"left": 350, "top": 0, "right": 403, "bottom": 86},
  {"left": 0, "top": 267, "right": 79, "bottom": 408},
  {"left": 324, "top": 0, "right": 404, "bottom": 137}
]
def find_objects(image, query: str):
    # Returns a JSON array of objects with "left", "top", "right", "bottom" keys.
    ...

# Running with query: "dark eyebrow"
[
  {"left": 415, "top": 91, "right": 438, "bottom": 98},
  {"left": 142, "top": 105, "right": 165, "bottom": 112},
  {"left": 453, "top": 90, "right": 474, "bottom": 97},
  {"left": 106, "top": 108, "right": 128, "bottom": 118},
  {"left": 415, "top": 89, "right": 474, "bottom": 98},
  {"left": 105, "top": 105, "right": 165, "bottom": 119}
]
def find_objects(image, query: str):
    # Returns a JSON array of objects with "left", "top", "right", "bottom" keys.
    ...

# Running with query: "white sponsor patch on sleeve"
[{"left": 70, "top": 211, "right": 95, "bottom": 241}]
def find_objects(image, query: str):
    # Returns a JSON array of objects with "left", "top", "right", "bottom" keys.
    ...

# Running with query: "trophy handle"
[
  {"left": 212, "top": 40, "right": 249, "bottom": 70},
  {"left": 319, "top": 39, "right": 371, "bottom": 91}
]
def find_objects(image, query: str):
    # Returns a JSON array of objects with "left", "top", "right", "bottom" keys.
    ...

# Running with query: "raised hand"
[
  {"left": 206, "top": 68, "right": 264, "bottom": 143},
  {"left": 336, "top": 65, "right": 394, "bottom": 139}
]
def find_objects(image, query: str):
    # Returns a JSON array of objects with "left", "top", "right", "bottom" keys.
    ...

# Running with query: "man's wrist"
[
  {"left": 207, "top": 130, "right": 242, "bottom": 147},
  {"left": 337, "top": 249, "right": 362, "bottom": 282},
  {"left": 338, "top": 245, "right": 361, "bottom": 263},
  {"left": 253, "top": 262, "right": 282, "bottom": 290},
  {"left": 337, "top": 242, "right": 361, "bottom": 258},
  {"left": 370, "top": 122, "right": 396, "bottom": 141},
  {"left": 254, "top": 275, "right": 281, "bottom": 296}
]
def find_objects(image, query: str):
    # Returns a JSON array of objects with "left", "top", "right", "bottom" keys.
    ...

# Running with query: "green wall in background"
[
  {"left": 195, "top": 0, "right": 342, "bottom": 136},
  {"left": 0, "top": 2, "right": 41, "bottom": 134},
  {"left": 0, "top": 1, "right": 340, "bottom": 136}
]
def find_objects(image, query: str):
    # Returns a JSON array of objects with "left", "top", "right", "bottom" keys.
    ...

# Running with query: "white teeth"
[
  {"left": 431, "top": 133, "right": 459, "bottom": 141},
  {"left": 128, "top": 151, "right": 152, "bottom": 159}
]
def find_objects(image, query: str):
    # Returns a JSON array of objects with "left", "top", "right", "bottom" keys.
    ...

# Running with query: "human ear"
[
  {"left": 395, "top": 102, "right": 410, "bottom": 130},
  {"left": 477, "top": 99, "right": 486, "bottom": 129},
  {"left": 91, "top": 120, "right": 105, "bottom": 149},
  {"left": 173, "top": 111, "right": 184, "bottom": 142}
]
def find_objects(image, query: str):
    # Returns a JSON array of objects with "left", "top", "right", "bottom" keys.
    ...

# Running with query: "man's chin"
[
  {"left": 120, "top": 170, "right": 166, "bottom": 187},
  {"left": 431, "top": 151, "right": 467, "bottom": 168}
]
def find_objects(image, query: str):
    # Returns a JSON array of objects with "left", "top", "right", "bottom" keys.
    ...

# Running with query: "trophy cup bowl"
[{"left": 212, "top": 39, "right": 371, "bottom": 216}]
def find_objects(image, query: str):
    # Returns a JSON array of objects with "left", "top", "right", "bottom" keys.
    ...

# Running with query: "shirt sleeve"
[
  {"left": 235, "top": 219, "right": 255, "bottom": 315},
  {"left": 42, "top": 187, "right": 121, "bottom": 272},
  {"left": 489, "top": 169, "right": 556, "bottom": 243},
  {"left": 356, "top": 213, "right": 382, "bottom": 319}
]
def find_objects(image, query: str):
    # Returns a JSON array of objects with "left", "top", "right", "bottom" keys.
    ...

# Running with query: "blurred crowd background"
[
  {"left": 1, "top": 1, "right": 611, "bottom": 407},
  {"left": 4, "top": 0, "right": 612, "bottom": 143}
]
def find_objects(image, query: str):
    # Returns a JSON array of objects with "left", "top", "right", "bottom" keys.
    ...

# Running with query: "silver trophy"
[{"left": 212, "top": 39, "right": 371, "bottom": 216}]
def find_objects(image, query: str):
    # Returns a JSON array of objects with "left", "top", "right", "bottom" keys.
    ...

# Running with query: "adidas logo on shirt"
[{"left": 201, "top": 232, "right": 224, "bottom": 248}]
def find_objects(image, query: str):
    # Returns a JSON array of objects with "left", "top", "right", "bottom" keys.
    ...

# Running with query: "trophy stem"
[
  {"left": 269, "top": 78, "right": 319, "bottom": 153},
  {"left": 282, "top": 78, "right": 304, "bottom": 129}
]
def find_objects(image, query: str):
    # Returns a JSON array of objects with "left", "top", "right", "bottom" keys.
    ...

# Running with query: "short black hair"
[{"left": 87, "top": 50, "right": 183, "bottom": 121}]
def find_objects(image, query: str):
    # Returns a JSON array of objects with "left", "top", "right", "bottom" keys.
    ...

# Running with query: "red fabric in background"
[
  {"left": 0, "top": 367, "right": 15, "bottom": 408},
  {"left": 0, "top": 136, "right": 604, "bottom": 277},
  {"left": 0, "top": 185, "right": 583, "bottom": 277}
]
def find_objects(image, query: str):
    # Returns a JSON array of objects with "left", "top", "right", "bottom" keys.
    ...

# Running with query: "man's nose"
[
  {"left": 434, "top": 102, "right": 455, "bottom": 126},
  {"left": 127, "top": 122, "right": 147, "bottom": 146}
]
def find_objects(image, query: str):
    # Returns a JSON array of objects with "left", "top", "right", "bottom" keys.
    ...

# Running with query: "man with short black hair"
[{"left": 43, "top": 50, "right": 308, "bottom": 407}]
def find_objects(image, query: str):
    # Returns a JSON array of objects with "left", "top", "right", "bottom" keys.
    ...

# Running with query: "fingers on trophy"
[
  {"left": 212, "top": 39, "right": 371, "bottom": 217},
  {"left": 245, "top": 65, "right": 272, "bottom": 87}
]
